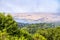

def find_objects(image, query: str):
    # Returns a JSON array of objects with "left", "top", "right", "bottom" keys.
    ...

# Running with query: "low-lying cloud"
[{"left": 11, "top": 13, "right": 60, "bottom": 23}]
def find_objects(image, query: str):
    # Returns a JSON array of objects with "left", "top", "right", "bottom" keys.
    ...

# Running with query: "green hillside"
[{"left": 0, "top": 13, "right": 60, "bottom": 40}]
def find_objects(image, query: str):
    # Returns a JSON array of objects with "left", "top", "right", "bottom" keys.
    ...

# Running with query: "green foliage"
[
  {"left": 0, "top": 13, "right": 19, "bottom": 37},
  {"left": 33, "top": 33, "right": 47, "bottom": 40},
  {"left": 36, "top": 27, "right": 60, "bottom": 40},
  {"left": 0, "top": 13, "right": 60, "bottom": 40}
]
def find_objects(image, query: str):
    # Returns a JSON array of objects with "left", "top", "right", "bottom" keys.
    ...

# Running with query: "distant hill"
[{"left": 17, "top": 22, "right": 58, "bottom": 28}]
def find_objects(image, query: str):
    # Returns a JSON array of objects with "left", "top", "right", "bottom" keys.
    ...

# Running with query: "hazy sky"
[{"left": 0, "top": 0, "right": 60, "bottom": 13}]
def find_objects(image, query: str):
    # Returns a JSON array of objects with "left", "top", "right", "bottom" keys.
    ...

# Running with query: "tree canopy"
[{"left": 0, "top": 13, "right": 60, "bottom": 40}]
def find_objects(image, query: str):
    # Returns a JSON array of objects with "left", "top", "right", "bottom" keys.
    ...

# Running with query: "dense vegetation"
[{"left": 0, "top": 13, "right": 60, "bottom": 40}]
